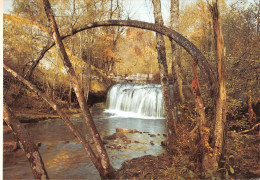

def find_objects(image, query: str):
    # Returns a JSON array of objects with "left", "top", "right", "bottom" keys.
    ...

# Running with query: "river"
[{"left": 3, "top": 102, "right": 166, "bottom": 179}]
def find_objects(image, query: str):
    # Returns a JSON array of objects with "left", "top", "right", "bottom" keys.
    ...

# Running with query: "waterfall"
[{"left": 105, "top": 83, "right": 164, "bottom": 119}]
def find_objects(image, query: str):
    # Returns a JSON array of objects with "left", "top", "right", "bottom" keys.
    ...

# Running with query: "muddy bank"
[{"left": 12, "top": 109, "right": 60, "bottom": 123}]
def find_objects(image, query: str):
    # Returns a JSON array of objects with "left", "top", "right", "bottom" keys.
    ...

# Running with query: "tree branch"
[
  {"left": 3, "top": 100, "right": 49, "bottom": 179},
  {"left": 3, "top": 64, "right": 102, "bottom": 173},
  {"left": 239, "top": 123, "right": 260, "bottom": 134}
]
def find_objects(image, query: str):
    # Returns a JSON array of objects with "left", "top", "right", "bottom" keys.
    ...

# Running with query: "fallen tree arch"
[{"left": 25, "top": 20, "right": 217, "bottom": 96}]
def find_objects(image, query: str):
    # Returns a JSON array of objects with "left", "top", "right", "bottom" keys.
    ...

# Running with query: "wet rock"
[
  {"left": 4, "top": 141, "right": 19, "bottom": 152},
  {"left": 163, "top": 134, "right": 167, "bottom": 137},
  {"left": 107, "top": 144, "right": 122, "bottom": 149},
  {"left": 62, "top": 140, "right": 70, "bottom": 144},
  {"left": 157, "top": 133, "right": 160, "bottom": 136},
  {"left": 124, "top": 140, "right": 132, "bottom": 144},
  {"left": 107, "top": 145, "right": 116, "bottom": 149},
  {"left": 116, "top": 128, "right": 139, "bottom": 133},
  {"left": 103, "top": 132, "right": 127, "bottom": 140},
  {"left": 116, "top": 144, "right": 122, "bottom": 149},
  {"left": 150, "top": 141, "right": 155, "bottom": 145},
  {"left": 150, "top": 134, "right": 156, "bottom": 137},
  {"left": 161, "top": 141, "right": 167, "bottom": 146}
]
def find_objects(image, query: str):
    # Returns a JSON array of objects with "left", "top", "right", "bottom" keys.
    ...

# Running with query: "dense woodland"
[{"left": 3, "top": 0, "right": 260, "bottom": 179}]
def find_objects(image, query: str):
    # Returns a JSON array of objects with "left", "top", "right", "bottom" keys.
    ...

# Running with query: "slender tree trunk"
[
  {"left": 170, "top": 0, "right": 183, "bottom": 104},
  {"left": 257, "top": 1, "right": 260, "bottom": 37},
  {"left": 68, "top": 76, "right": 72, "bottom": 107},
  {"left": 3, "top": 64, "right": 105, "bottom": 177},
  {"left": 84, "top": 44, "right": 92, "bottom": 102},
  {"left": 247, "top": 89, "right": 256, "bottom": 125},
  {"left": 42, "top": 0, "right": 116, "bottom": 178},
  {"left": 209, "top": 0, "right": 227, "bottom": 172},
  {"left": 152, "top": 0, "right": 177, "bottom": 150},
  {"left": 3, "top": 100, "right": 49, "bottom": 180},
  {"left": 191, "top": 62, "right": 214, "bottom": 174}
]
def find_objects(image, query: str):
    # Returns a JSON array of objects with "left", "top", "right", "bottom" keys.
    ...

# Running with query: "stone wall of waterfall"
[{"left": 106, "top": 83, "right": 164, "bottom": 118}]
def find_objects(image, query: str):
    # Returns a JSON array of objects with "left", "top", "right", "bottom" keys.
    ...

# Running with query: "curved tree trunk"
[
  {"left": 3, "top": 100, "right": 49, "bottom": 180},
  {"left": 25, "top": 20, "right": 217, "bottom": 98},
  {"left": 42, "top": 0, "right": 116, "bottom": 178},
  {"left": 152, "top": 0, "right": 177, "bottom": 151}
]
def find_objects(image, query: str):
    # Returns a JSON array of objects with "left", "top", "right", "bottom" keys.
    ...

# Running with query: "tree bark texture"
[
  {"left": 247, "top": 89, "right": 256, "bottom": 125},
  {"left": 191, "top": 62, "right": 214, "bottom": 174},
  {"left": 170, "top": 0, "right": 184, "bottom": 104},
  {"left": 25, "top": 20, "right": 217, "bottom": 98},
  {"left": 3, "top": 100, "right": 49, "bottom": 180},
  {"left": 152, "top": 0, "right": 177, "bottom": 149},
  {"left": 42, "top": 0, "right": 116, "bottom": 178},
  {"left": 3, "top": 64, "right": 103, "bottom": 178},
  {"left": 210, "top": 0, "right": 227, "bottom": 172}
]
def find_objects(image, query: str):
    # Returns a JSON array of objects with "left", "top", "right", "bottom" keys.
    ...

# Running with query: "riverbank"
[
  {"left": 117, "top": 131, "right": 260, "bottom": 179},
  {"left": 3, "top": 104, "right": 260, "bottom": 179}
]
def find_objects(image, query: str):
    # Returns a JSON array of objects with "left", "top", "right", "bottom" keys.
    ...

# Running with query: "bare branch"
[{"left": 4, "top": 64, "right": 102, "bottom": 173}]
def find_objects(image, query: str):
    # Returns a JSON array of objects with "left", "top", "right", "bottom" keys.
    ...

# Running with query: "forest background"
[{"left": 1, "top": 0, "right": 259, "bottom": 179}]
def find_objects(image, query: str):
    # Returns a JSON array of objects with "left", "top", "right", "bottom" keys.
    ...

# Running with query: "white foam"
[{"left": 104, "top": 109, "right": 165, "bottom": 119}]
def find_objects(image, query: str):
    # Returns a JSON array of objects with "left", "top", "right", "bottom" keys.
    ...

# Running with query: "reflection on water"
[{"left": 3, "top": 103, "right": 166, "bottom": 179}]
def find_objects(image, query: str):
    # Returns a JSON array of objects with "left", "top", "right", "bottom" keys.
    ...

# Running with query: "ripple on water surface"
[{"left": 4, "top": 102, "right": 166, "bottom": 179}]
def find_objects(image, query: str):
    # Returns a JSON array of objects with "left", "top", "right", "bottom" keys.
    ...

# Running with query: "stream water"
[{"left": 3, "top": 103, "right": 166, "bottom": 179}]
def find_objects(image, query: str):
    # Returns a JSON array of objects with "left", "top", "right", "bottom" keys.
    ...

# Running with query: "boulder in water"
[
  {"left": 103, "top": 132, "right": 127, "bottom": 140},
  {"left": 116, "top": 128, "right": 139, "bottom": 133}
]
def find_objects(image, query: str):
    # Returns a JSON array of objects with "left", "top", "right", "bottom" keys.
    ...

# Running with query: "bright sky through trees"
[{"left": 4, "top": 0, "right": 255, "bottom": 23}]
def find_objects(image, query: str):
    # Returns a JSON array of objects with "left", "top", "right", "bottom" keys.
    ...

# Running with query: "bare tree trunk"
[
  {"left": 170, "top": 0, "right": 184, "bottom": 104},
  {"left": 42, "top": 0, "right": 116, "bottom": 178},
  {"left": 68, "top": 76, "right": 72, "bottom": 107},
  {"left": 3, "top": 100, "right": 49, "bottom": 180},
  {"left": 152, "top": 0, "right": 177, "bottom": 151},
  {"left": 209, "top": 0, "right": 227, "bottom": 172},
  {"left": 3, "top": 64, "right": 105, "bottom": 177},
  {"left": 247, "top": 89, "right": 256, "bottom": 125},
  {"left": 257, "top": 1, "right": 260, "bottom": 37},
  {"left": 191, "top": 62, "right": 214, "bottom": 174},
  {"left": 84, "top": 45, "right": 92, "bottom": 102}
]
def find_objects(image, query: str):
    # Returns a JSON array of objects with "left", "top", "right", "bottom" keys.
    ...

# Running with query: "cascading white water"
[{"left": 105, "top": 83, "right": 164, "bottom": 119}]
